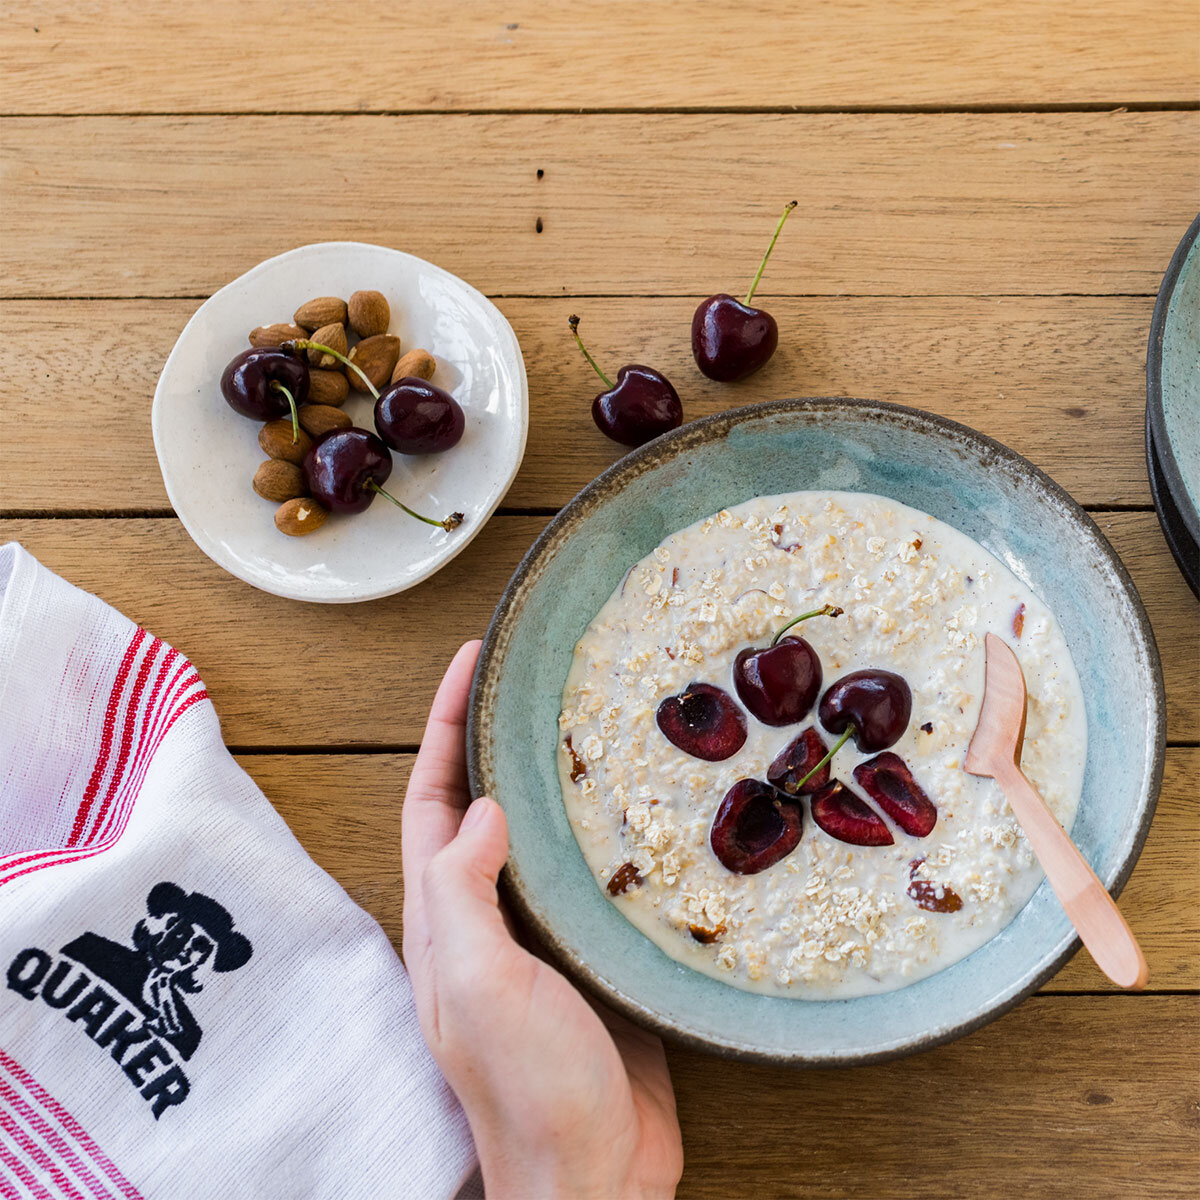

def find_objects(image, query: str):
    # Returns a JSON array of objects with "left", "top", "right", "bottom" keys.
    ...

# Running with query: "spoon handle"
[{"left": 993, "top": 762, "right": 1148, "bottom": 990}]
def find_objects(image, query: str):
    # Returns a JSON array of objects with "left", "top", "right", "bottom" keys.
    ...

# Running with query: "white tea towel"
[{"left": 0, "top": 544, "right": 477, "bottom": 1198}]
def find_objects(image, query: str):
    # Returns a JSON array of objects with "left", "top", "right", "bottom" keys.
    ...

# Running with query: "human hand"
[{"left": 402, "top": 641, "right": 684, "bottom": 1200}]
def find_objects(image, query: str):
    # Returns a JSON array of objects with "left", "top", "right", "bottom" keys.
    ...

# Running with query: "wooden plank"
[
  {"left": 242, "top": 748, "right": 1198, "bottom": 993},
  {"left": 669, "top": 995, "right": 1197, "bottom": 1198},
  {"left": 1, "top": 113, "right": 1194, "bottom": 298},
  {"left": 1, "top": 2, "right": 1195, "bottom": 113},
  {"left": 0, "top": 295, "right": 1159, "bottom": 512},
  {"left": 1, "top": 515, "right": 1194, "bottom": 745}
]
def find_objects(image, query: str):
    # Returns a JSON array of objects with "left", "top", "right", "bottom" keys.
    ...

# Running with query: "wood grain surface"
[
  {"left": 2, "top": 114, "right": 1196, "bottom": 298},
  {"left": 0, "top": 295, "right": 1162, "bottom": 511},
  {"left": 1, "top": 515, "right": 1194, "bottom": 746},
  {"left": 1, "top": 1, "right": 1195, "bottom": 112},
  {"left": 3, "top": 4, "right": 1196, "bottom": 1195}
]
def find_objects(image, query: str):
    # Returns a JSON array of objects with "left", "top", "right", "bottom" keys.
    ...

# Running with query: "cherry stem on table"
[
  {"left": 365, "top": 480, "right": 463, "bottom": 531},
  {"left": 745, "top": 200, "right": 798, "bottom": 306},
  {"left": 568, "top": 315, "right": 614, "bottom": 389},
  {"left": 288, "top": 340, "right": 379, "bottom": 399},
  {"left": 770, "top": 603, "right": 843, "bottom": 647},
  {"left": 788, "top": 725, "right": 854, "bottom": 794},
  {"left": 268, "top": 380, "right": 301, "bottom": 443}
]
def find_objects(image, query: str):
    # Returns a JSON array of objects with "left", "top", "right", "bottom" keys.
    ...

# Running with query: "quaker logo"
[{"left": 6, "top": 883, "right": 252, "bottom": 1118}]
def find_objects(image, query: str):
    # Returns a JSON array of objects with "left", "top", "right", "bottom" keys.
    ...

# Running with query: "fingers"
[
  {"left": 422, "top": 797, "right": 512, "bottom": 972},
  {"left": 402, "top": 640, "right": 482, "bottom": 901}
]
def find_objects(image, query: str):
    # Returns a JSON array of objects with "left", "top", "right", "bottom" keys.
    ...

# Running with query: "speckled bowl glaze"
[
  {"left": 1147, "top": 214, "right": 1200, "bottom": 595},
  {"left": 468, "top": 399, "right": 1164, "bottom": 1065}
]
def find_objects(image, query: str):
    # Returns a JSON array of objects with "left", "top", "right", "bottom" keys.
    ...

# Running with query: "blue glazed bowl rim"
[
  {"left": 468, "top": 397, "right": 1165, "bottom": 1065},
  {"left": 1146, "top": 212, "right": 1200, "bottom": 546}
]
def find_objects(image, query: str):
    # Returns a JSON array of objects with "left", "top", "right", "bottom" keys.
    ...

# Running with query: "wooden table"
[{"left": 1, "top": 3, "right": 1197, "bottom": 1195}]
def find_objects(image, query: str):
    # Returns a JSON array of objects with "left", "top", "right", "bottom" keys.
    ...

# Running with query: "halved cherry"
[
  {"left": 656, "top": 683, "right": 747, "bottom": 761},
  {"left": 709, "top": 779, "right": 803, "bottom": 874},
  {"left": 853, "top": 752, "right": 938, "bottom": 837},
  {"left": 766, "top": 727, "right": 831, "bottom": 795},
  {"left": 809, "top": 781, "right": 894, "bottom": 846}
]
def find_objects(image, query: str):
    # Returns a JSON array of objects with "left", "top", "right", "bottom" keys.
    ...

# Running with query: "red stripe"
[
  {"left": 0, "top": 1168, "right": 20, "bottom": 1200},
  {"left": 0, "top": 656, "right": 194, "bottom": 883},
  {"left": 0, "top": 1053, "right": 141, "bottom": 1200},
  {"left": 78, "top": 639, "right": 161, "bottom": 846},
  {"left": 0, "top": 682, "right": 208, "bottom": 890},
  {"left": 92, "top": 663, "right": 194, "bottom": 846},
  {"left": 0, "top": 1138, "right": 53, "bottom": 1200},
  {"left": 67, "top": 630, "right": 147, "bottom": 847},
  {"left": 0, "top": 1110, "right": 85, "bottom": 1200},
  {"left": 0, "top": 1079, "right": 111, "bottom": 1200}
]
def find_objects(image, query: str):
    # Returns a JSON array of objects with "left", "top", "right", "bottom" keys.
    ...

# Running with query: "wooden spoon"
[{"left": 965, "top": 632, "right": 1148, "bottom": 989}]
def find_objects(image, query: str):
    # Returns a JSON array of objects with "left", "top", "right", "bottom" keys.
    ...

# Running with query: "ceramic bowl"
[
  {"left": 1147, "top": 215, "right": 1200, "bottom": 558},
  {"left": 153, "top": 242, "right": 528, "bottom": 603},
  {"left": 468, "top": 399, "right": 1164, "bottom": 1065}
]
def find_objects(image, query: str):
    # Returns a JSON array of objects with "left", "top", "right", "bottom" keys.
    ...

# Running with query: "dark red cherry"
[
  {"left": 733, "top": 637, "right": 819, "bottom": 725},
  {"left": 304, "top": 428, "right": 463, "bottom": 529},
  {"left": 692, "top": 295, "right": 778, "bottom": 383},
  {"left": 569, "top": 315, "right": 682, "bottom": 447},
  {"left": 656, "top": 682, "right": 747, "bottom": 761},
  {"left": 766, "top": 728, "right": 831, "bottom": 795},
  {"left": 809, "top": 781, "right": 894, "bottom": 847},
  {"left": 304, "top": 428, "right": 393, "bottom": 515},
  {"left": 853, "top": 753, "right": 937, "bottom": 838},
  {"left": 691, "top": 201, "right": 796, "bottom": 382},
  {"left": 220, "top": 347, "right": 309, "bottom": 421},
  {"left": 710, "top": 779, "right": 802, "bottom": 874},
  {"left": 819, "top": 669, "right": 912, "bottom": 752},
  {"left": 732, "top": 605, "right": 840, "bottom": 725},
  {"left": 374, "top": 377, "right": 465, "bottom": 454}
]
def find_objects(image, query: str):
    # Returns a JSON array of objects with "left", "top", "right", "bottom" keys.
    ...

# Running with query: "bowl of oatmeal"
[{"left": 468, "top": 399, "right": 1164, "bottom": 1064}]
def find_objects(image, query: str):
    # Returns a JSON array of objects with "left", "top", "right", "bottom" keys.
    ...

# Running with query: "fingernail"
[{"left": 460, "top": 797, "right": 492, "bottom": 833}]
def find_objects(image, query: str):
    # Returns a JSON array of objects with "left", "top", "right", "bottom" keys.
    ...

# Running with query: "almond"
[
  {"left": 347, "top": 334, "right": 401, "bottom": 392},
  {"left": 259, "top": 420, "right": 314, "bottom": 464},
  {"left": 306, "top": 322, "right": 347, "bottom": 368},
  {"left": 252, "top": 459, "right": 306, "bottom": 502},
  {"left": 347, "top": 290, "right": 390, "bottom": 338},
  {"left": 293, "top": 296, "right": 347, "bottom": 331},
  {"left": 307, "top": 368, "right": 349, "bottom": 407},
  {"left": 275, "top": 497, "right": 329, "bottom": 537},
  {"left": 299, "top": 404, "right": 352, "bottom": 438},
  {"left": 390, "top": 348, "right": 437, "bottom": 384},
  {"left": 249, "top": 323, "right": 307, "bottom": 348}
]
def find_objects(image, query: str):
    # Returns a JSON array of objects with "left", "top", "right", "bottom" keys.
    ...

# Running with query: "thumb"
[{"left": 422, "top": 797, "right": 512, "bottom": 964}]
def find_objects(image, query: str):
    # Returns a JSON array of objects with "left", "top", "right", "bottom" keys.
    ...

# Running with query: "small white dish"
[{"left": 152, "top": 242, "right": 528, "bottom": 603}]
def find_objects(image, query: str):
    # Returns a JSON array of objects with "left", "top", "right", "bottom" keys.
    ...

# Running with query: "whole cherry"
[
  {"left": 568, "top": 315, "right": 682, "bottom": 447},
  {"left": 375, "top": 377, "right": 465, "bottom": 454},
  {"left": 709, "top": 779, "right": 803, "bottom": 874},
  {"left": 774, "top": 668, "right": 914, "bottom": 795},
  {"left": 692, "top": 200, "right": 797, "bottom": 382},
  {"left": 221, "top": 346, "right": 309, "bottom": 441},
  {"left": 656, "top": 682, "right": 747, "bottom": 762},
  {"left": 819, "top": 669, "right": 912, "bottom": 752},
  {"left": 304, "top": 428, "right": 462, "bottom": 529},
  {"left": 732, "top": 604, "right": 842, "bottom": 726}
]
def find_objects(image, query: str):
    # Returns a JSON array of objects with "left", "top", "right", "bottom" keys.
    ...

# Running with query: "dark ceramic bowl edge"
[
  {"left": 467, "top": 397, "right": 1166, "bottom": 1066},
  {"left": 1146, "top": 410, "right": 1200, "bottom": 599},
  {"left": 1146, "top": 212, "right": 1200, "bottom": 546}
]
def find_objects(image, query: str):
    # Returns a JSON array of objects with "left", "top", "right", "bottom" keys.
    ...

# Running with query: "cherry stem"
[
  {"left": 745, "top": 200, "right": 798, "bottom": 306},
  {"left": 288, "top": 339, "right": 379, "bottom": 399},
  {"left": 365, "top": 480, "right": 463, "bottom": 531},
  {"left": 269, "top": 380, "right": 300, "bottom": 443},
  {"left": 567, "top": 314, "right": 613, "bottom": 389},
  {"left": 788, "top": 725, "right": 854, "bottom": 794},
  {"left": 770, "top": 603, "right": 843, "bottom": 647}
]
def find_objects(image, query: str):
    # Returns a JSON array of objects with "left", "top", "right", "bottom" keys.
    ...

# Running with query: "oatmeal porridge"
[{"left": 557, "top": 491, "right": 1086, "bottom": 999}]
